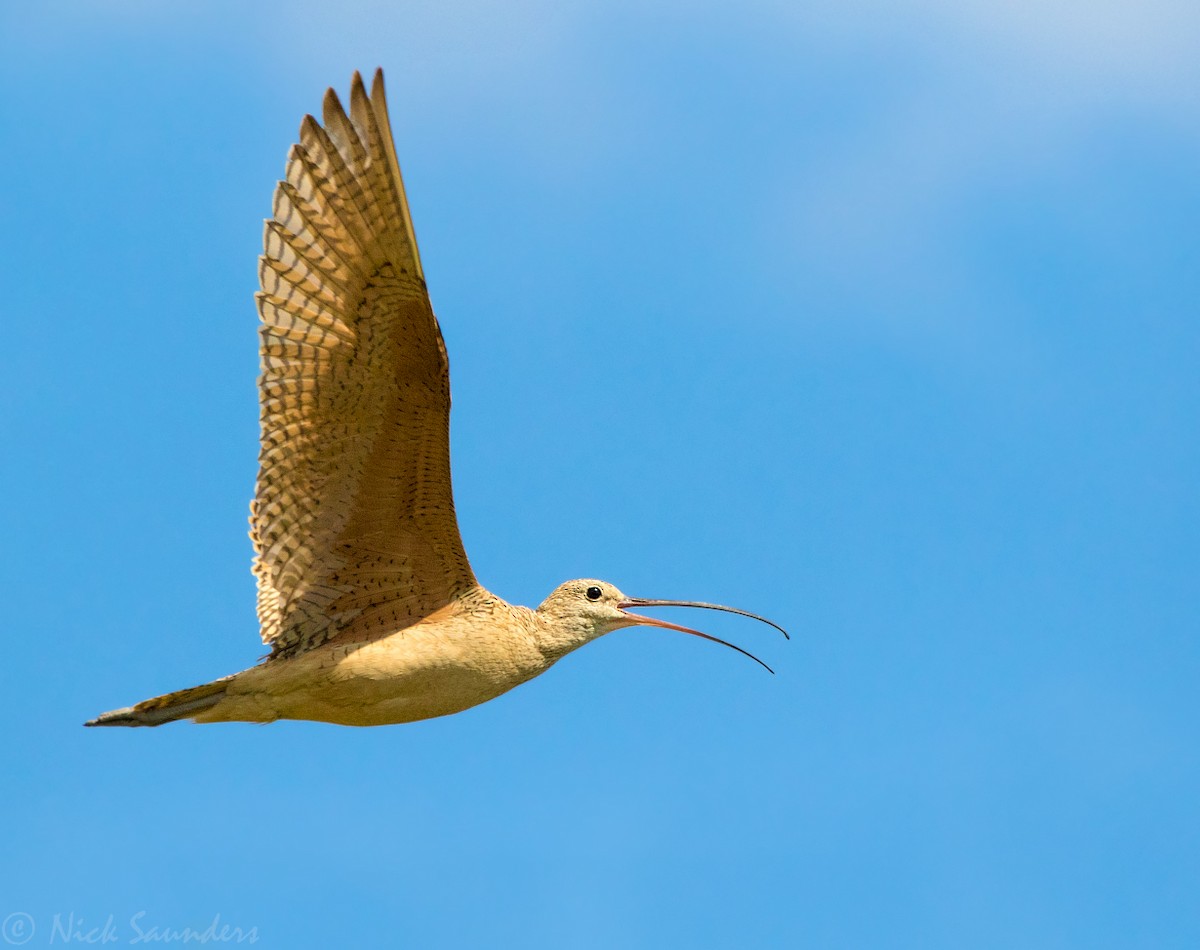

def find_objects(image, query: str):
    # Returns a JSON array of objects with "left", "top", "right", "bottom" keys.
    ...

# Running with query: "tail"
[{"left": 85, "top": 676, "right": 233, "bottom": 727}]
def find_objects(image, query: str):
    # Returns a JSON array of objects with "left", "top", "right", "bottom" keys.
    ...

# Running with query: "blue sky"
[{"left": 2, "top": 1, "right": 1197, "bottom": 947}]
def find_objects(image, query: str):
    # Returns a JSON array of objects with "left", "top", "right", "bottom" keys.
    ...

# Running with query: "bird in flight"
[{"left": 86, "top": 69, "right": 786, "bottom": 728}]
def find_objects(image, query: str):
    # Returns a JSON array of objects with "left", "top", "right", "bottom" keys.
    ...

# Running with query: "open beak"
[{"left": 616, "top": 597, "right": 788, "bottom": 674}]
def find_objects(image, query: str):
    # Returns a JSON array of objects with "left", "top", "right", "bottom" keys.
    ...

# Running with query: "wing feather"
[{"left": 251, "top": 69, "right": 476, "bottom": 658}]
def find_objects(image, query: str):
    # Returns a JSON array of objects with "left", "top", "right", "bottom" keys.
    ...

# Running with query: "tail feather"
[{"left": 85, "top": 676, "right": 232, "bottom": 727}]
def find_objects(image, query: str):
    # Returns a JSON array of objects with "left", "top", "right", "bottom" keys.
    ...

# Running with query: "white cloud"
[{"left": 749, "top": 0, "right": 1200, "bottom": 351}]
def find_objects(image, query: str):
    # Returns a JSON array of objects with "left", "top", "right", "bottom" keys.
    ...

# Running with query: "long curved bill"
[{"left": 617, "top": 597, "right": 788, "bottom": 674}]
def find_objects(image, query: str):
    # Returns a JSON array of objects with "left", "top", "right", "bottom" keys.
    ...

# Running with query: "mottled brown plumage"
[
  {"left": 252, "top": 70, "right": 474, "bottom": 660},
  {"left": 86, "top": 70, "right": 785, "bottom": 729}
]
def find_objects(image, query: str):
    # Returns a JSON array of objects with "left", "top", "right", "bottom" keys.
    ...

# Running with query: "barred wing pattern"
[{"left": 252, "top": 69, "right": 476, "bottom": 658}]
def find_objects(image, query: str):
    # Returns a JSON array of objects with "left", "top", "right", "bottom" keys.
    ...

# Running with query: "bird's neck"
[{"left": 528, "top": 609, "right": 597, "bottom": 665}]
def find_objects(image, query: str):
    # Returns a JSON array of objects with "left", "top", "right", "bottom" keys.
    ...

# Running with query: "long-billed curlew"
[{"left": 86, "top": 70, "right": 787, "bottom": 728}]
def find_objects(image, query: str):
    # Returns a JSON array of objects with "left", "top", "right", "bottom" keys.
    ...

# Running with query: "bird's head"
[{"left": 534, "top": 578, "right": 787, "bottom": 671}]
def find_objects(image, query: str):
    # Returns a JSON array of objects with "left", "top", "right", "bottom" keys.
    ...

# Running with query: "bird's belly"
[{"left": 218, "top": 625, "right": 546, "bottom": 726}]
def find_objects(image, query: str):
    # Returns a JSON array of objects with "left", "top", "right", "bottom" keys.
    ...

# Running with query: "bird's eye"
[{"left": 586, "top": 586, "right": 603, "bottom": 601}]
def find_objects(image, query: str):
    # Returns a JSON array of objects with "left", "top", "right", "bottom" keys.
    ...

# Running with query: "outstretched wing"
[{"left": 251, "top": 69, "right": 476, "bottom": 658}]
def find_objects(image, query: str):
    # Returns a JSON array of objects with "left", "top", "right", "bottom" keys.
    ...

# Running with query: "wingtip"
[
  {"left": 322, "top": 86, "right": 347, "bottom": 127},
  {"left": 299, "top": 112, "right": 320, "bottom": 140}
]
